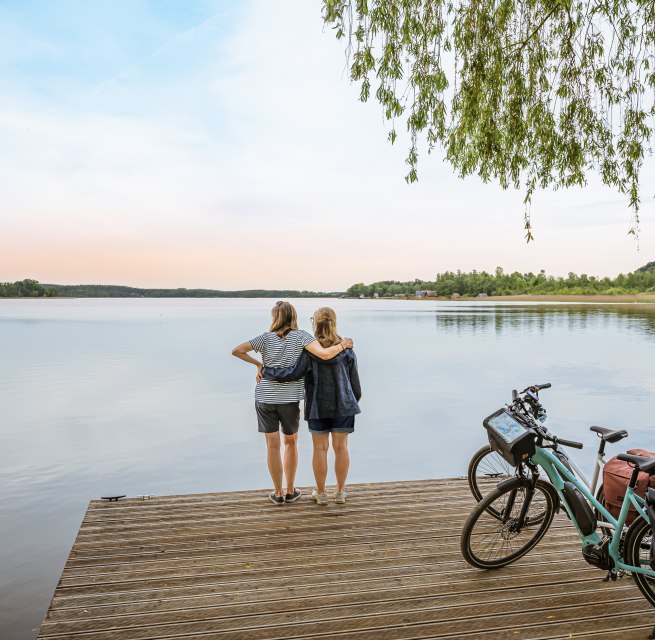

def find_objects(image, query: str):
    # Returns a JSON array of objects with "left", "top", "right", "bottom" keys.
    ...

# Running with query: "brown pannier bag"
[{"left": 603, "top": 449, "right": 655, "bottom": 524}]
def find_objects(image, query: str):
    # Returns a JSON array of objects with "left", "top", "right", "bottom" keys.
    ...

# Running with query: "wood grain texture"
[{"left": 37, "top": 478, "right": 654, "bottom": 639}]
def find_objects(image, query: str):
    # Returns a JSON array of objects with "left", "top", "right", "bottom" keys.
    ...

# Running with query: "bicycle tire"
[
  {"left": 467, "top": 444, "right": 514, "bottom": 505},
  {"left": 466, "top": 445, "right": 546, "bottom": 522},
  {"left": 461, "top": 477, "right": 557, "bottom": 569},
  {"left": 624, "top": 515, "right": 655, "bottom": 607}
]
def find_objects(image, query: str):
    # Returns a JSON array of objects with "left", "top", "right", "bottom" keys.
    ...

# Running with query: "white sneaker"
[
  {"left": 334, "top": 491, "right": 347, "bottom": 504},
  {"left": 311, "top": 489, "right": 328, "bottom": 505}
]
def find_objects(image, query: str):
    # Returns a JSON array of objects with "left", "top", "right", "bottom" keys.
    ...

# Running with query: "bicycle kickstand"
[{"left": 648, "top": 623, "right": 655, "bottom": 640}]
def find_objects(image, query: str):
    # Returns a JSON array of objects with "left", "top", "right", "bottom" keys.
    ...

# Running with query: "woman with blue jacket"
[
  {"left": 232, "top": 302, "right": 352, "bottom": 506},
  {"left": 263, "top": 307, "right": 361, "bottom": 505}
]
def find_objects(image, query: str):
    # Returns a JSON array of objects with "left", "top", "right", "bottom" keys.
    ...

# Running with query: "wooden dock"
[{"left": 38, "top": 478, "right": 653, "bottom": 639}]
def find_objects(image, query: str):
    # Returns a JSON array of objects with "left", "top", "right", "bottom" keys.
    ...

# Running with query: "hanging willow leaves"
[{"left": 322, "top": 0, "right": 655, "bottom": 239}]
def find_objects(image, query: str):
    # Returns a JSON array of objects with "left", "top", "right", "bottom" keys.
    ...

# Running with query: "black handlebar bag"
[{"left": 483, "top": 408, "right": 536, "bottom": 467}]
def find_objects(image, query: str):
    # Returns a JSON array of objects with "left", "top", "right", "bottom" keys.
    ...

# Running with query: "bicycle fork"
[{"left": 502, "top": 478, "right": 538, "bottom": 530}]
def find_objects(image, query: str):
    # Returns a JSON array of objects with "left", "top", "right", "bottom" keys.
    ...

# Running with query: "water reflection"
[
  {"left": 1, "top": 299, "right": 655, "bottom": 640},
  {"left": 432, "top": 304, "right": 655, "bottom": 337}
]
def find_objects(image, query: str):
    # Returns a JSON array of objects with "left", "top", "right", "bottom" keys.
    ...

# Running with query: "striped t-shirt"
[{"left": 250, "top": 329, "right": 316, "bottom": 403}]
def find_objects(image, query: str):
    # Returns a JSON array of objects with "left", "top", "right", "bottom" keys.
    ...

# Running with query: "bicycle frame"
[
  {"left": 547, "top": 435, "right": 616, "bottom": 496},
  {"left": 589, "top": 449, "right": 605, "bottom": 495},
  {"left": 556, "top": 447, "right": 613, "bottom": 529},
  {"left": 558, "top": 450, "right": 591, "bottom": 491},
  {"left": 532, "top": 446, "right": 655, "bottom": 577}
]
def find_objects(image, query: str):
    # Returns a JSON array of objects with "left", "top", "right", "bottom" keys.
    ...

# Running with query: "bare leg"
[
  {"left": 264, "top": 432, "right": 284, "bottom": 497},
  {"left": 282, "top": 433, "right": 298, "bottom": 495},
  {"left": 332, "top": 433, "right": 350, "bottom": 493},
  {"left": 312, "top": 433, "right": 329, "bottom": 494}
]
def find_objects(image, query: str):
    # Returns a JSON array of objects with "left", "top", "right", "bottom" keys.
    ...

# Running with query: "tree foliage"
[
  {"left": 636, "top": 260, "right": 655, "bottom": 273},
  {"left": 347, "top": 263, "right": 655, "bottom": 296},
  {"left": 0, "top": 281, "right": 341, "bottom": 298},
  {"left": 0, "top": 279, "right": 56, "bottom": 297},
  {"left": 323, "top": 0, "right": 655, "bottom": 238}
]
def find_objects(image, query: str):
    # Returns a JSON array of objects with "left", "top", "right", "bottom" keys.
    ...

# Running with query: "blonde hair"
[
  {"left": 312, "top": 307, "right": 342, "bottom": 348},
  {"left": 270, "top": 301, "right": 299, "bottom": 338}
]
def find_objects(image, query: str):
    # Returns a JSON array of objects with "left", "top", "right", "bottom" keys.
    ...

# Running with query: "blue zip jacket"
[{"left": 262, "top": 349, "right": 361, "bottom": 420}]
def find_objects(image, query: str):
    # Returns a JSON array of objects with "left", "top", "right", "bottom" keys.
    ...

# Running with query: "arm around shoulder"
[
  {"left": 305, "top": 337, "right": 353, "bottom": 360},
  {"left": 262, "top": 350, "right": 311, "bottom": 382}
]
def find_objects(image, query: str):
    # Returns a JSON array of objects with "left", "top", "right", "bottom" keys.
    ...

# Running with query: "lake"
[{"left": 1, "top": 298, "right": 655, "bottom": 638}]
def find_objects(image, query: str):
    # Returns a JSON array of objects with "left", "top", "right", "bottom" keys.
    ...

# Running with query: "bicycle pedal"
[{"left": 602, "top": 570, "right": 617, "bottom": 582}]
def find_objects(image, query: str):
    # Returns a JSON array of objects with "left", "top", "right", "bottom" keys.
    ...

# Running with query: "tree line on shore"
[
  {"left": 0, "top": 280, "right": 340, "bottom": 298},
  {"left": 2, "top": 262, "right": 654, "bottom": 298},
  {"left": 346, "top": 262, "right": 655, "bottom": 298},
  {"left": 0, "top": 279, "right": 56, "bottom": 297}
]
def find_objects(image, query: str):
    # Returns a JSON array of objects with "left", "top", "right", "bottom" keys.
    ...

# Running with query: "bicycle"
[
  {"left": 467, "top": 383, "right": 628, "bottom": 526},
  {"left": 460, "top": 402, "right": 655, "bottom": 629}
]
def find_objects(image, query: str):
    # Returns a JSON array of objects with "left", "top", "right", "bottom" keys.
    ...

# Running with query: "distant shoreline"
[
  {"left": 3, "top": 294, "right": 655, "bottom": 303},
  {"left": 466, "top": 294, "right": 655, "bottom": 303},
  {"left": 352, "top": 294, "right": 655, "bottom": 303},
  {"left": 4, "top": 275, "right": 654, "bottom": 301},
  {"left": 422, "top": 294, "right": 655, "bottom": 303}
]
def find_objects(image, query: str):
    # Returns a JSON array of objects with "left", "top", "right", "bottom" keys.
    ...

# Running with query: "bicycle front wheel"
[
  {"left": 467, "top": 444, "right": 514, "bottom": 504},
  {"left": 624, "top": 515, "right": 655, "bottom": 607},
  {"left": 461, "top": 478, "right": 557, "bottom": 569}
]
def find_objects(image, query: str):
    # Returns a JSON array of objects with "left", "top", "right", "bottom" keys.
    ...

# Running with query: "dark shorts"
[
  {"left": 308, "top": 415, "right": 355, "bottom": 434},
  {"left": 255, "top": 402, "right": 300, "bottom": 435}
]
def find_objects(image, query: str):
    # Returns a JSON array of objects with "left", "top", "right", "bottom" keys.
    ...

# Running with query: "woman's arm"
[
  {"left": 305, "top": 337, "right": 354, "bottom": 360},
  {"left": 231, "top": 341, "right": 263, "bottom": 381},
  {"left": 262, "top": 351, "right": 311, "bottom": 382}
]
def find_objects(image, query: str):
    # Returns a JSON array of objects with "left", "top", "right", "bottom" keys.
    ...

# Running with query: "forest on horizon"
[
  {"left": 0, "top": 280, "right": 340, "bottom": 298},
  {"left": 346, "top": 262, "right": 655, "bottom": 298},
  {"left": 1, "top": 262, "right": 655, "bottom": 298}
]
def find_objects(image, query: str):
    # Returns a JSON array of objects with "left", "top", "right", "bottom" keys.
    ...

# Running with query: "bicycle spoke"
[
  {"left": 462, "top": 481, "right": 555, "bottom": 568},
  {"left": 477, "top": 453, "right": 512, "bottom": 480}
]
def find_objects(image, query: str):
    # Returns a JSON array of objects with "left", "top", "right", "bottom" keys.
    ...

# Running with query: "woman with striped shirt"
[{"left": 232, "top": 301, "right": 352, "bottom": 505}]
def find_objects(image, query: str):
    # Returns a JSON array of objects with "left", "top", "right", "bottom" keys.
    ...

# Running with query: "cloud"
[{"left": 0, "top": 0, "right": 653, "bottom": 290}]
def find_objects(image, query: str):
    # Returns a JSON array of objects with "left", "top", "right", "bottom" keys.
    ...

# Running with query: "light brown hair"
[
  {"left": 312, "top": 307, "right": 342, "bottom": 348},
  {"left": 270, "top": 301, "right": 299, "bottom": 338}
]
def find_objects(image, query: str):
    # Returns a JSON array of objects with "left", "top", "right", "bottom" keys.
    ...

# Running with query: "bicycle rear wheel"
[
  {"left": 467, "top": 445, "right": 514, "bottom": 507},
  {"left": 624, "top": 516, "right": 655, "bottom": 607},
  {"left": 461, "top": 478, "right": 557, "bottom": 569}
]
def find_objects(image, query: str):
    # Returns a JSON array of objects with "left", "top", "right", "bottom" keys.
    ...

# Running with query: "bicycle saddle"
[
  {"left": 589, "top": 426, "right": 629, "bottom": 443},
  {"left": 616, "top": 453, "right": 655, "bottom": 476}
]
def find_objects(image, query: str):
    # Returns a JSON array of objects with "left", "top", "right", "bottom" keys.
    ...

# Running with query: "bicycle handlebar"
[
  {"left": 507, "top": 384, "right": 582, "bottom": 450},
  {"left": 520, "top": 382, "right": 551, "bottom": 393},
  {"left": 553, "top": 436, "right": 584, "bottom": 450}
]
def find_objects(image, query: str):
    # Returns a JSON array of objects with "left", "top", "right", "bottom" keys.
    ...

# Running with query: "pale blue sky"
[{"left": 0, "top": 1, "right": 653, "bottom": 289}]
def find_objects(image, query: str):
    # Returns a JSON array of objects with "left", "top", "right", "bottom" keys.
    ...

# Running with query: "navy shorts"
[
  {"left": 308, "top": 415, "right": 355, "bottom": 434},
  {"left": 255, "top": 402, "right": 300, "bottom": 435}
]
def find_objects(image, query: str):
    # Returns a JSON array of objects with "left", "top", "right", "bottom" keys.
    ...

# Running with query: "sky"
[{"left": 0, "top": 0, "right": 653, "bottom": 291}]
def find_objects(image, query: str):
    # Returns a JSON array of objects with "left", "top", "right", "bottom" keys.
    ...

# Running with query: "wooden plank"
[
  {"left": 48, "top": 560, "right": 598, "bottom": 616},
  {"left": 39, "top": 598, "right": 651, "bottom": 639},
  {"left": 43, "top": 569, "right": 618, "bottom": 621},
  {"left": 60, "top": 535, "right": 580, "bottom": 580},
  {"left": 38, "top": 587, "right": 642, "bottom": 637},
  {"left": 37, "top": 478, "right": 655, "bottom": 639}
]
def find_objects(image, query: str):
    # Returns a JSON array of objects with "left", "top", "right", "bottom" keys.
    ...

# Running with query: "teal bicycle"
[{"left": 460, "top": 401, "right": 655, "bottom": 617}]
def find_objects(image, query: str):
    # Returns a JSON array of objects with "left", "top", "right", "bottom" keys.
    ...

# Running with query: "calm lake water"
[{"left": 1, "top": 298, "right": 655, "bottom": 638}]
